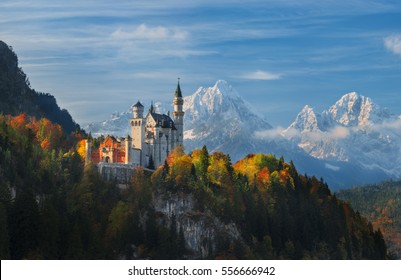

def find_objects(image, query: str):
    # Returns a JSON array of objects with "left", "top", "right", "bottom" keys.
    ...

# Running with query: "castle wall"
[{"left": 98, "top": 163, "right": 139, "bottom": 184}]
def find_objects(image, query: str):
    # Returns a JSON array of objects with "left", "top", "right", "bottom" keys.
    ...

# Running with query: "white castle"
[{"left": 86, "top": 81, "right": 184, "bottom": 168}]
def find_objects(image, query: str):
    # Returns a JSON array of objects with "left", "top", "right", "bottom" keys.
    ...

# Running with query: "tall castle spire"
[
  {"left": 175, "top": 78, "right": 182, "bottom": 98},
  {"left": 172, "top": 79, "right": 184, "bottom": 147}
]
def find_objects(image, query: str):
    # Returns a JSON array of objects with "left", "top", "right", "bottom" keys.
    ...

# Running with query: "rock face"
[
  {"left": 98, "top": 163, "right": 137, "bottom": 184},
  {"left": 152, "top": 191, "right": 242, "bottom": 259}
]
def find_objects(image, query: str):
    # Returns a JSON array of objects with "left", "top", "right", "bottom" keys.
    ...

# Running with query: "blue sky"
[{"left": 1, "top": 0, "right": 401, "bottom": 126}]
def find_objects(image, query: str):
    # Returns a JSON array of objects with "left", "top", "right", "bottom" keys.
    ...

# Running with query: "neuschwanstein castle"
[{"left": 85, "top": 81, "right": 184, "bottom": 169}]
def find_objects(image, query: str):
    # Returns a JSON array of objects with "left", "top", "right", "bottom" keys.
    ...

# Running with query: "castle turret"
[
  {"left": 172, "top": 80, "right": 184, "bottom": 147},
  {"left": 85, "top": 136, "right": 92, "bottom": 165},
  {"left": 133, "top": 100, "right": 144, "bottom": 118},
  {"left": 131, "top": 101, "right": 145, "bottom": 151},
  {"left": 124, "top": 135, "right": 132, "bottom": 164}
]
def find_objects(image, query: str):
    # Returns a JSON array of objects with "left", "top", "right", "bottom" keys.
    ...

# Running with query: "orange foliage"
[
  {"left": 7, "top": 114, "right": 64, "bottom": 151},
  {"left": 40, "top": 138, "right": 51, "bottom": 150},
  {"left": 233, "top": 154, "right": 260, "bottom": 185},
  {"left": 279, "top": 169, "right": 289, "bottom": 182},
  {"left": 166, "top": 146, "right": 186, "bottom": 167},
  {"left": 256, "top": 167, "right": 270, "bottom": 188},
  {"left": 9, "top": 113, "right": 28, "bottom": 130}
]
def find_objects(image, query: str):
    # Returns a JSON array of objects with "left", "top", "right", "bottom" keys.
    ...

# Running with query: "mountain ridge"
[{"left": 284, "top": 92, "right": 401, "bottom": 178}]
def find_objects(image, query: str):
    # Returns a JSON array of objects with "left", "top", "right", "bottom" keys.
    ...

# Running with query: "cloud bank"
[{"left": 255, "top": 125, "right": 351, "bottom": 141}]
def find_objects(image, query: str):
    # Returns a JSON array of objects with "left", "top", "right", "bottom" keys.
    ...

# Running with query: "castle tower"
[
  {"left": 124, "top": 135, "right": 132, "bottom": 164},
  {"left": 85, "top": 136, "right": 92, "bottom": 165},
  {"left": 131, "top": 101, "right": 145, "bottom": 151},
  {"left": 172, "top": 80, "right": 184, "bottom": 147}
]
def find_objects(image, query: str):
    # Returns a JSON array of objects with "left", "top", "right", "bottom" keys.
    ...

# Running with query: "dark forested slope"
[
  {"left": 0, "top": 41, "right": 80, "bottom": 134},
  {"left": 337, "top": 181, "right": 401, "bottom": 259}
]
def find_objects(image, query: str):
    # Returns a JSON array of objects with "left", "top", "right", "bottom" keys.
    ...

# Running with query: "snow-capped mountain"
[
  {"left": 183, "top": 80, "right": 273, "bottom": 159},
  {"left": 328, "top": 92, "right": 393, "bottom": 128},
  {"left": 283, "top": 92, "right": 401, "bottom": 177}
]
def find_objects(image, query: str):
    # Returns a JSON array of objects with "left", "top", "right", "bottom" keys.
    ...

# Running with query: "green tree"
[
  {"left": 9, "top": 191, "right": 41, "bottom": 259},
  {"left": 0, "top": 202, "right": 10, "bottom": 259}
]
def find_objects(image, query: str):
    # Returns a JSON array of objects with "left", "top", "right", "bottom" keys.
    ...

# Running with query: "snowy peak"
[
  {"left": 184, "top": 80, "right": 265, "bottom": 123},
  {"left": 287, "top": 105, "right": 334, "bottom": 133},
  {"left": 284, "top": 91, "right": 401, "bottom": 178},
  {"left": 289, "top": 105, "right": 320, "bottom": 131},
  {"left": 289, "top": 92, "right": 395, "bottom": 133},
  {"left": 210, "top": 79, "right": 240, "bottom": 98},
  {"left": 186, "top": 80, "right": 242, "bottom": 115},
  {"left": 328, "top": 92, "right": 392, "bottom": 128},
  {"left": 183, "top": 80, "right": 272, "bottom": 156}
]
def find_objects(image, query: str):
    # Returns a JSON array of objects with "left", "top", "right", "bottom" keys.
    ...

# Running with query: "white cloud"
[
  {"left": 325, "top": 163, "right": 340, "bottom": 171},
  {"left": 329, "top": 126, "right": 350, "bottom": 139},
  {"left": 371, "top": 117, "right": 401, "bottom": 132},
  {"left": 112, "top": 24, "right": 188, "bottom": 42},
  {"left": 300, "top": 126, "right": 350, "bottom": 142},
  {"left": 384, "top": 34, "right": 401, "bottom": 57},
  {"left": 254, "top": 127, "right": 286, "bottom": 139},
  {"left": 242, "top": 70, "right": 282, "bottom": 81},
  {"left": 255, "top": 125, "right": 350, "bottom": 141}
]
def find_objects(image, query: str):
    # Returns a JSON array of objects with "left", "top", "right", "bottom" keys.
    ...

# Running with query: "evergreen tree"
[
  {"left": 0, "top": 202, "right": 10, "bottom": 259},
  {"left": 9, "top": 191, "right": 41, "bottom": 259}
]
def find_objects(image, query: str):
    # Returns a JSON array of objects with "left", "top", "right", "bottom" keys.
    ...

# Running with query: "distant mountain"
[
  {"left": 0, "top": 40, "right": 80, "bottom": 134},
  {"left": 84, "top": 101, "right": 168, "bottom": 137},
  {"left": 283, "top": 92, "right": 401, "bottom": 178}
]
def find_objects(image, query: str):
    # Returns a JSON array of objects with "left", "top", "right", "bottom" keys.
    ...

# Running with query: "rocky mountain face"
[
  {"left": 284, "top": 92, "right": 401, "bottom": 178},
  {"left": 85, "top": 81, "right": 400, "bottom": 189},
  {"left": 152, "top": 191, "right": 241, "bottom": 259}
]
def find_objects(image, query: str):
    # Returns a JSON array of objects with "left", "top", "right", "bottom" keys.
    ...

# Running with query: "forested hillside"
[
  {"left": 0, "top": 116, "right": 389, "bottom": 259},
  {"left": 337, "top": 181, "right": 401, "bottom": 259},
  {"left": 0, "top": 41, "right": 80, "bottom": 134}
]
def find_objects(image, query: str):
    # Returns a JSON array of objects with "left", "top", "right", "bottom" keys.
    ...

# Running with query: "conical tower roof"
[{"left": 175, "top": 80, "right": 182, "bottom": 98}]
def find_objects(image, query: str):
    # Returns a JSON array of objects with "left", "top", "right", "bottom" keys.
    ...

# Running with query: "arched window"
[
  {"left": 105, "top": 156, "right": 110, "bottom": 163},
  {"left": 135, "top": 121, "right": 138, "bottom": 126},
  {"left": 138, "top": 121, "right": 141, "bottom": 126}
]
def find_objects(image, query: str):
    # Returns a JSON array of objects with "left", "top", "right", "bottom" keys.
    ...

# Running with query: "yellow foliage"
[
  {"left": 171, "top": 153, "right": 192, "bottom": 187},
  {"left": 208, "top": 152, "right": 229, "bottom": 186},
  {"left": 77, "top": 139, "right": 87, "bottom": 160},
  {"left": 190, "top": 149, "right": 203, "bottom": 173}
]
